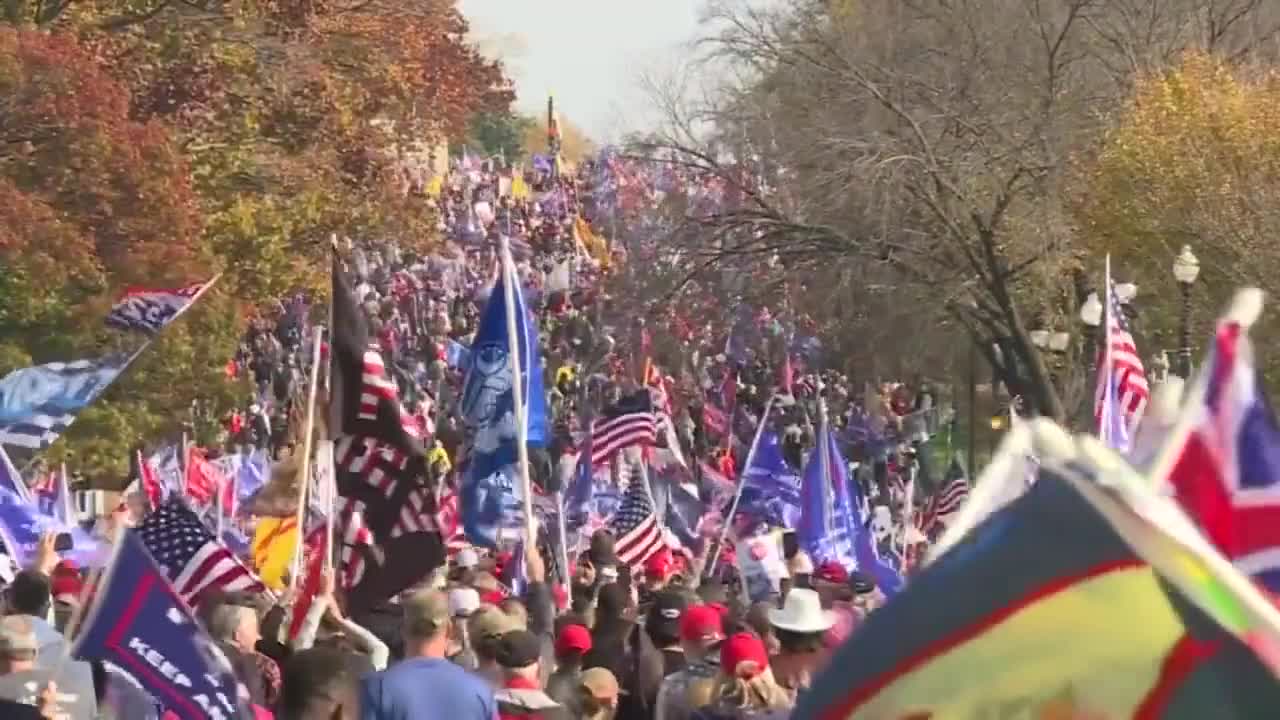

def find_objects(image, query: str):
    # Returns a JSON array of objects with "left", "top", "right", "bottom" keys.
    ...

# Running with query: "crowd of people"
[{"left": 0, "top": 149, "right": 946, "bottom": 720}]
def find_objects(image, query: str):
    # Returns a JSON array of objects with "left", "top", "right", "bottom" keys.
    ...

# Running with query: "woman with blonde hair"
[{"left": 686, "top": 633, "right": 793, "bottom": 720}]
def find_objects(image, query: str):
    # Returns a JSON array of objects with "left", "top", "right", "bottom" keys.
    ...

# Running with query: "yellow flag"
[
  {"left": 511, "top": 172, "right": 530, "bottom": 200},
  {"left": 252, "top": 516, "right": 300, "bottom": 591},
  {"left": 426, "top": 175, "right": 443, "bottom": 198},
  {"left": 574, "top": 216, "right": 610, "bottom": 268}
]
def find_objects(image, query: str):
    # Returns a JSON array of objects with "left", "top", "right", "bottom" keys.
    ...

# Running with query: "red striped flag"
[
  {"left": 1094, "top": 275, "right": 1149, "bottom": 449},
  {"left": 591, "top": 392, "right": 657, "bottom": 466},
  {"left": 137, "top": 500, "right": 264, "bottom": 606},
  {"left": 610, "top": 476, "right": 666, "bottom": 571}
]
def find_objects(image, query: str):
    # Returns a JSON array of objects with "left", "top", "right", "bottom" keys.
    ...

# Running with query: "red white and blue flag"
[
  {"left": 1094, "top": 266, "right": 1148, "bottom": 451},
  {"left": 1161, "top": 298, "right": 1280, "bottom": 591},
  {"left": 105, "top": 280, "right": 211, "bottom": 335}
]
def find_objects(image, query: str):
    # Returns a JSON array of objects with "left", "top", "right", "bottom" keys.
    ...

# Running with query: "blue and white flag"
[
  {"left": 460, "top": 250, "right": 548, "bottom": 547},
  {"left": 0, "top": 354, "right": 131, "bottom": 449},
  {"left": 445, "top": 339, "right": 471, "bottom": 370},
  {"left": 0, "top": 477, "right": 102, "bottom": 568},
  {"left": 738, "top": 431, "right": 802, "bottom": 528},
  {"left": 74, "top": 531, "right": 249, "bottom": 720},
  {"left": 798, "top": 425, "right": 857, "bottom": 568}
]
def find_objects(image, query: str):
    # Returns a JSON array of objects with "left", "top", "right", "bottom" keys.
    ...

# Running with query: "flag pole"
[
  {"left": 320, "top": 440, "right": 335, "bottom": 574},
  {"left": 499, "top": 236, "right": 536, "bottom": 544},
  {"left": 59, "top": 463, "right": 73, "bottom": 525},
  {"left": 165, "top": 273, "right": 223, "bottom": 331},
  {"left": 707, "top": 393, "right": 776, "bottom": 577},
  {"left": 289, "top": 326, "right": 324, "bottom": 592}
]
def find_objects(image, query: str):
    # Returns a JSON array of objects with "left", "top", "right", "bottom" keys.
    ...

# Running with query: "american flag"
[
  {"left": 1162, "top": 303, "right": 1280, "bottom": 591},
  {"left": 915, "top": 469, "right": 970, "bottom": 538},
  {"left": 591, "top": 392, "right": 657, "bottom": 466},
  {"left": 335, "top": 496, "right": 380, "bottom": 590},
  {"left": 137, "top": 500, "right": 264, "bottom": 606},
  {"left": 1094, "top": 276, "right": 1149, "bottom": 450},
  {"left": 609, "top": 474, "right": 665, "bottom": 571}
]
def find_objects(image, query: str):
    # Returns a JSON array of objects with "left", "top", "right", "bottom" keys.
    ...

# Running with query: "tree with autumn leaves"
[
  {"left": 0, "top": 0, "right": 515, "bottom": 483},
  {"left": 635, "top": 0, "right": 1280, "bottom": 425}
]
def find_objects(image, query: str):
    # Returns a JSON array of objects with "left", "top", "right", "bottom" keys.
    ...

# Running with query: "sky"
[{"left": 458, "top": 0, "right": 704, "bottom": 142}]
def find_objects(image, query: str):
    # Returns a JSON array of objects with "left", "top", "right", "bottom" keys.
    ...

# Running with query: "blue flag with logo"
[
  {"left": 798, "top": 426, "right": 857, "bottom": 568},
  {"left": 460, "top": 256, "right": 548, "bottom": 547},
  {"left": 74, "top": 531, "right": 249, "bottom": 720},
  {"left": 0, "top": 354, "right": 131, "bottom": 450},
  {"left": 737, "top": 431, "right": 802, "bottom": 528}
]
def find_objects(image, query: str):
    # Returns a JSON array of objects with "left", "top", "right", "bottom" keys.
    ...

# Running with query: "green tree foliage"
[
  {"left": 458, "top": 111, "right": 536, "bottom": 161},
  {"left": 0, "top": 1, "right": 514, "bottom": 484},
  {"left": 1076, "top": 53, "right": 1280, "bottom": 385}
]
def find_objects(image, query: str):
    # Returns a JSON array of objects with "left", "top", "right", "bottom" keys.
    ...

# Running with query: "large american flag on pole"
[
  {"left": 610, "top": 474, "right": 665, "bottom": 571},
  {"left": 1095, "top": 268, "right": 1149, "bottom": 451},
  {"left": 137, "top": 500, "right": 264, "bottom": 606}
]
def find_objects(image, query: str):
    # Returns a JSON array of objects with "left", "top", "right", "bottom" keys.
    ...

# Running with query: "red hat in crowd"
[
  {"left": 815, "top": 560, "right": 848, "bottom": 584},
  {"left": 679, "top": 605, "right": 725, "bottom": 645},
  {"left": 644, "top": 550, "right": 674, "bottom": 580},
  {"left": 555, "top": 624, "right": 593, "bottom": 656},
  {"left": 720, "top": 633, "right": 769, "bottom": 680}
]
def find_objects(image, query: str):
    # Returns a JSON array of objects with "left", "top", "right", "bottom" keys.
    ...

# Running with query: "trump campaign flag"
[
  {"left": 74, "top": 530, "right": 249, "bottom": 720},
  {"left": 459, "top": 242, "right": 548, "bottom": 546},
  {"left": 105, "top": 279, "right": 215, "bottom": 335}
]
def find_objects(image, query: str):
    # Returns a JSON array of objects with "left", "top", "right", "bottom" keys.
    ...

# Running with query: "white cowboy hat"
[{"left": 768, "top": 588, "right": 835, "bottom": 634}]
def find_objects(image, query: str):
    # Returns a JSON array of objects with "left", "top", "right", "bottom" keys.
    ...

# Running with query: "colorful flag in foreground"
[
  {"left": 0, "top": 354, "right": 131, "bottom": 449},
  {"left": 105, "top": 280, "right": 210, "bottom": 335},
  {"left": 798, "top": 469, "right": 1280, "bottom": 719},
  {"left": 73, "top": 531, "right": 249, "bottom": 720},
  {"left": 1162, "top": 297, "right": 1280, "bottom": 592},
  {"left": 610, "top": 474, "right": 665, "bottom": 571},
  {"left": 138, "top": 500, "right": 264, "bottom": 606}
]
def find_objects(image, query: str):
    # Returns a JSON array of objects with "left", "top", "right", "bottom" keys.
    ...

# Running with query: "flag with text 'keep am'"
[{"left": 74, "top": 530, "right": 250, "bottom": 720}]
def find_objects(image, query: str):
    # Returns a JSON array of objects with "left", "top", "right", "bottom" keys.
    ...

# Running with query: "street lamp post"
[{"left": 1172, "top": 245, "right": 1200, "bottom": 378}]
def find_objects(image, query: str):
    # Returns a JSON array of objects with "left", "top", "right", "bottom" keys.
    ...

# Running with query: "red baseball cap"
[
  {"left": 555, "top": 624, "right": 593, "bottom": 656},
  {"left": 720, "top": 633, "right": 769, "bottom": 680},
  {"left": 679, "top": 605, "right": 724, "bottom": 644},
  {"left": 644, "top": 550, "right": 674, "bottom": 579},
  {"left": 816, "top": 560, "right": 848, "bottom": 584}
]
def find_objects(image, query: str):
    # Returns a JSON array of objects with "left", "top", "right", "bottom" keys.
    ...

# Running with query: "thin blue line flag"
[{"left": 0, "top": 355, "right": 131, "bottom": 450}]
